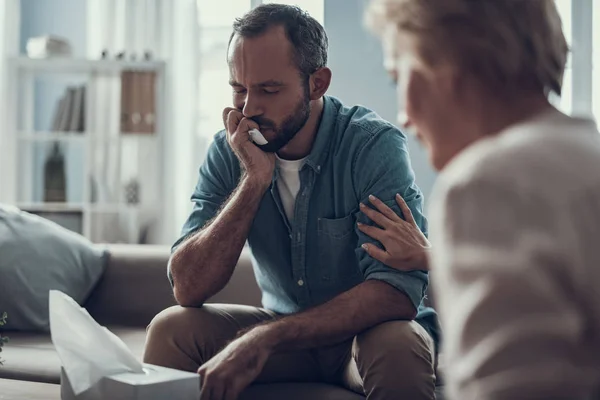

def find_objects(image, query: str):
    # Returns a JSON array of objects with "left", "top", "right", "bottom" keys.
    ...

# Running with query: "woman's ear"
[
  {"left": 309, "top": 67, "right": 332, "bottom": 100},
  {"left": 438, "top": 65, "right": 464, "bottom": 103}
]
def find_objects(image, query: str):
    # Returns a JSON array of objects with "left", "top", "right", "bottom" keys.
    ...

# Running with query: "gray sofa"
[{"left": 0, "top": 244, "right": 443, "bottom": 399}]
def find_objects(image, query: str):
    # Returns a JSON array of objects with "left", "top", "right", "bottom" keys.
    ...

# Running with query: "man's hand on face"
[
  {"left": 197, "top": 330, "right": 272, "bottom": 400},
  {"left": 223, "top": 107, "right": 276, "bottom": 187}
]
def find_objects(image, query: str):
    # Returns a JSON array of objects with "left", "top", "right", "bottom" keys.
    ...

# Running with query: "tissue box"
[{"left": 60, "top": 364, "right": 200, "bottom": 400}]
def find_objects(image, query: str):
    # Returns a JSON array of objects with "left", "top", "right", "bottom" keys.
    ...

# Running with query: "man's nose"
[{"left": 242, "top": 93, "right": 264, "bottom": 118}]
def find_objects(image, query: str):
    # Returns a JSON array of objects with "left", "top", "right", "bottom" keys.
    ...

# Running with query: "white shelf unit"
[{"left": 1, "top": 57, "right": 167, "bottom": 244}]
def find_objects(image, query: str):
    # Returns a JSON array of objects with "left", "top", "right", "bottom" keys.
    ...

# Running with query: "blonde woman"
[{"left": 361, "top": 0, "right": 600, "bottom": 399}]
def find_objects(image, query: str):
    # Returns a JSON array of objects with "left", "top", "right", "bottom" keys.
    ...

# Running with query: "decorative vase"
[{"left": 44, "top": 142, "right": 67, "bottom": 202}]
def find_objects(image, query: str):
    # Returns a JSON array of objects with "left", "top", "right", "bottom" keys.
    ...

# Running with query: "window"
[
  {"left": 196, "top": 0, "right": 324, "bottom": 141},
  {"left": 261, "top": 0, "right": 324, "bottom": 24},
  {"left": 196, "top": 1, "right": 252, "bottom": 143},
  {"left": 594, "top": 0, "right": 600, "bottom": 123},
  {"left": 554, "top": 0, "right": 600, "bottom": 125},
  {"left": 554, "top": 0, "right": 572, "bottom": 114}
]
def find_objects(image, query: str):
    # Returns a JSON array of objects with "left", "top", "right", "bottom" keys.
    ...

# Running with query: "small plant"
[{"left": 0, "top": 312, "right": 8, "bottom": 365}]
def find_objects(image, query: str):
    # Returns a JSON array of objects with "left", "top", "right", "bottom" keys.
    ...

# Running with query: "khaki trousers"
[{"left": 143, "top": 304, "right": 436, "bottom": 400}]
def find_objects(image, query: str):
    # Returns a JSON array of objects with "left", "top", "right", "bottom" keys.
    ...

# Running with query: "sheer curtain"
[
  {"left": 0, "top": 0, "right": 20, "bottom": 204},
  {"left": 194, "top": 0, "right": 252, "bottom": 170},
  {"left": 86, "top": 0, "right": 199, "bottom": 244}
]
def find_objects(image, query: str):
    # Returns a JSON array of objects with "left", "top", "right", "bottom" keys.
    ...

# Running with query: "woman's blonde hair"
[{"left": 365, "top": 0, "right": 569, "bottom": 96}]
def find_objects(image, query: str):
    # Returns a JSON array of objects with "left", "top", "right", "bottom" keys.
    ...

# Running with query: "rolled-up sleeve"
[{"left": 352, "top": 126, "right": 429, "bottom": 311}]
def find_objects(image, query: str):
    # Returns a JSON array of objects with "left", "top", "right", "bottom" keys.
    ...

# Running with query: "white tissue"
[
  {"left": 49, "top": 290, "right": 144, "bottom": 395},
  {"left": 249, "top": 128, "right": 268, "bottom": 145}
]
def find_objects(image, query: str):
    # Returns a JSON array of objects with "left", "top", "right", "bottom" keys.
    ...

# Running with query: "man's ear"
[{"left": 309, "top": 67, "right": 332, "bottom": 100}]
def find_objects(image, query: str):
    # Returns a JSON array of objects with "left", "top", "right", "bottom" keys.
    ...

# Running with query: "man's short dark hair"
[{"left": 229, "top": 4, "right": 328, "bottom": 77}]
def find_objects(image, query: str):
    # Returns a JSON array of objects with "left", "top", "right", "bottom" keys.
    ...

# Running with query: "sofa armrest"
[
  {"left": 84, "top": 244, "right": 175, "bottom": 327},
  {"left": 85, "top": 244, "right": 263, "bottom": 328}
]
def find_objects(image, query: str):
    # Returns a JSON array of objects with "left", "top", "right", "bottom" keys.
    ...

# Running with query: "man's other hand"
[
  {"left": 198, "top": 328, "right": 272, "bottom": 400},
  {"left": 223, "top": 107, "right": 275, "bottom": 187}
]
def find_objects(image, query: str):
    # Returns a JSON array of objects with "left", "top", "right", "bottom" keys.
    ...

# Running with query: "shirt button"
[{"left": 297, "top": 279, "right": 304, "bottom": 286}]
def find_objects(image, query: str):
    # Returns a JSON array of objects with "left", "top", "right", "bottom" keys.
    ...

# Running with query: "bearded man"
[{"left": 143, "top": 4, "right": 439, "bottom": 400}]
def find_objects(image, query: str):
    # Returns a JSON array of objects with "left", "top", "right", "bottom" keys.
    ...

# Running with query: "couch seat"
[
  {"left": 0, "top": 326, "right": 146, "bottom": 384},
  {"left": 0, "top": 327, "right": 373, "bottom": 399}
]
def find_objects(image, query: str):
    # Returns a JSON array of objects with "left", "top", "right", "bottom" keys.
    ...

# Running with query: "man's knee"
[
  {"left": 147, "top": 305, "right": 190, "bottom": 336},
  {"left": 143, "top": 305, "right": 226, "bottom": 368},
  {"left": 143, "top": 303, "right": 274, "bottom": 370},
  {"left": 355, "top": 320, "right": 436, "bottom": 399},
  {"left": 147, "top": 305, "right": 212, "bottom": 340}
]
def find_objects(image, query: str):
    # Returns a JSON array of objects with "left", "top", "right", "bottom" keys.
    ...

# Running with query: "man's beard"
[{"left": 250, "top": 86, "right": 311, "bottom": 153}]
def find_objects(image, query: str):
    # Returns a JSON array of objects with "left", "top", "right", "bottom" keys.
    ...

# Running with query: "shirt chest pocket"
[{"left": 317, "top": 215, "right": 362, "bottom": 282}]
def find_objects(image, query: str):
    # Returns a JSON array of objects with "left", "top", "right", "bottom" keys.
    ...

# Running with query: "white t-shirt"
[{"left": 276, "top": 155, "right": 306, "bottom": 224}]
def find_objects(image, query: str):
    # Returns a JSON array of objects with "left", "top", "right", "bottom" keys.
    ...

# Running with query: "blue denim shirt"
[{"left": 173, "top": 96, "right": 439, "bottom": 345}]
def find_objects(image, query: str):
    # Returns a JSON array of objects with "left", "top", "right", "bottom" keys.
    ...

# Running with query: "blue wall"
[
  {"left": 20, "top": 0, "right": 87, "bottom": 203},
  {"left": 325, "top": 0, "right": 437, "bottom": 205}
]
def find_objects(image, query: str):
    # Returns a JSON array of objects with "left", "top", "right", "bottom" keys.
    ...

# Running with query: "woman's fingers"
[
  {"left": 360, "top": 203, "right": 392, "bottom": 228},
  {"left": 361, "top": 243, "right": 390, "bottom": 264},
  {"left": 357, "top": 222, "right": 386, "bottom": 242},
  {"left": 395, "top": 193, "right": 417, "bottom": 226},
  {"left": 368, "top": 195, "right": 402, "bottom": 222}
]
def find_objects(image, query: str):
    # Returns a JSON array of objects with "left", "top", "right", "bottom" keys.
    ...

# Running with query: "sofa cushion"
[
  {"left": 0, "top": 326, "right": 146, "bottom": 384},
  {"left": 0, "top": 378, "right": 61, "bottom": 400},
  {"left": 0, "top": 205, "right": 107, "bottom": 331}
]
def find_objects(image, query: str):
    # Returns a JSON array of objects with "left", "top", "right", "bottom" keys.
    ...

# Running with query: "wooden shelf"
[
  {"left": 17, "top": 202, "right": 85, "bottom": 213},
  {"left": 17, "top": 131, "right": 157, "bottom": 142},
  {"left": 18, "top": 132, "right": 86, "bottom": 142},
  {"left": 8, "top": 57, "right": 166, "bottom": 74}
]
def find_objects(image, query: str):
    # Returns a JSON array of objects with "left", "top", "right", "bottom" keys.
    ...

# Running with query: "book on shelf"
[
  {"left": 50, "top": 85, "right": 86, "bottom": 133},
  {"left": 120, "top": 70, "right": 156, "bottom": 134},
  {"left": 68, "top": 86, "right": 85, "bottom": 131},
  {"left": 50, "top": 95, "right": 66, "bottom": 131},
  {"left": 120, "top": 71, "right": 134, "bottom": 133},
  {"left": 55, "top": 88, "right": 72, "bottom": 131},
  {"left": 140, "top": 71, "right": 156, "bottom": 133}
]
